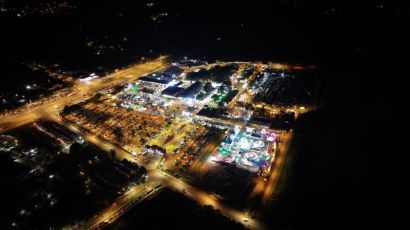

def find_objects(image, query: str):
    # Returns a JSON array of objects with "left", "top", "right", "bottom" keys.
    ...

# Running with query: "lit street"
[
  {"left": 0, "top": 56, "right": 302, "bottom": 230},
  {"left": 1, "top": 1, "right": 396, "bottom": 229}
]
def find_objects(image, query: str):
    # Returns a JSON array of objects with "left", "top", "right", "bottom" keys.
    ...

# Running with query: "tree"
[{"left": 204, "top": 82, "right": 213, "bottom": 92}]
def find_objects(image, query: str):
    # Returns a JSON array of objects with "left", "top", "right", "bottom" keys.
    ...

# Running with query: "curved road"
[{"left": 0, "top": 57, "right": 295, "bottom": 230}]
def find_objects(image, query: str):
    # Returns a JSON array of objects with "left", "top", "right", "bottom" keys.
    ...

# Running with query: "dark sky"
[{"left": 2, "top": 0, "right": 409, "bottom": 68}]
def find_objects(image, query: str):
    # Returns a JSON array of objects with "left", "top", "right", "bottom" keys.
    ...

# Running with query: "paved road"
[
  {"left": 0, "top": 57, "right": 168, "bottom": 133},
  {"left": 261, "top": 131, "right": 293, "bottom": 205},
  {"left": 0, "top": 58, "right": 295, "bottom": 230},
  {"left": 58, "top": 115, "right": 265, "bottom": 230},
  {"left": 81, "top": 181, "right": 163, "bottom": 230}
]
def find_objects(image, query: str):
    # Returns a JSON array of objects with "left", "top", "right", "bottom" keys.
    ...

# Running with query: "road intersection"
[{"left": 1, "top": 57, "right": 294, "bottom": 230}]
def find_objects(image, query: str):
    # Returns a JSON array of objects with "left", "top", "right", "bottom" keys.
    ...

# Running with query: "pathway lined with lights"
[
  {"left": 0, "top": 57, "right": 169, "bottom": 133},
  {"left": 0, "top": 58, "right": 302, "bottom": 230}
]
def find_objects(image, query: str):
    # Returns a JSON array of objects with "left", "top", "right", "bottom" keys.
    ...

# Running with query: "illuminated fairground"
[
  {"left": 116, "top": 82, "right": 176, "bottom": 117},
  {"left": 59, "top": 58, "right": 311, "bottom": 183},
  {"left": 214, "top": 126, "right": 277, "bottom": 174}
]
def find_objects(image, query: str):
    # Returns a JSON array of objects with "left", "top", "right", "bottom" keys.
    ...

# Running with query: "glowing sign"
[
  {"left": 219, "top": 147, "right": 230, "bottom": 156},
  {"left": 132, "top": 83, "right": 139, "bottom": 92},
  {"left": 239, "top": 137, "right": 251, "bottom": 150},
  {"left": 267, "top": 132, "right": 277, "bottom": 142}
]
